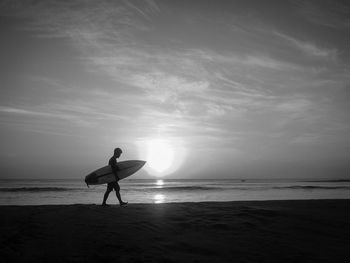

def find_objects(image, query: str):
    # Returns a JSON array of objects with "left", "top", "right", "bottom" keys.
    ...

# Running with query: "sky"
[{"left": 0, "top": 0, "right": 349, "bottom": 179}]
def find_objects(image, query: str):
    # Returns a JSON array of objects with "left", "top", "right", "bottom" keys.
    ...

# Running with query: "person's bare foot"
[
  {"left": 102, "top": 203, "right": 110, "bottom": 207},
  {"left": 120, "top": 201, "right": 128, "bottom": 206}
]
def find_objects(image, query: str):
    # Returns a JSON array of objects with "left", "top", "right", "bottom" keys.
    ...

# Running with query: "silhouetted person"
[{"left": 102, "top": 148, "right": 128, "bottom": 206}]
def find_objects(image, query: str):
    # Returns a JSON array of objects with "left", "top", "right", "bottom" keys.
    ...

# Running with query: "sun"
[
  {"left": 147, "top": 139, "right": 174, "bottom": 174},
  {"left": 137, "top": 137, "right": 187, "bottom": 177}
]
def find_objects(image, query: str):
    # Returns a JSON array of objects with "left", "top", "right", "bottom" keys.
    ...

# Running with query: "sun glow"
[
  {"left": 147, "top": 140, "right": 174, "bottom": 173},
  {"left": 137, "top": 138, "right": 187, "bottom": 177}
]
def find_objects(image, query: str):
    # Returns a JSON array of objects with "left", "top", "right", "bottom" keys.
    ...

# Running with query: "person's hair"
[{"left": 114, "top": 148, "right": 122, "bottom": 155}]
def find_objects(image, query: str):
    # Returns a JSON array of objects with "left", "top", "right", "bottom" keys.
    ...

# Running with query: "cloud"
[
  {"left": 1, "top": 0, "right": 158, "bottom": 47},
  {"left": 82, "top": 43, "right": 284, "bottom": 122},
  {"left": 2, "top": 0, "right": 349, "bottom": 157},
  {"left": 128, "top": 72, "right": 208, "bottom": 103},
  {"left": 275, "top": 32, "right": 338, "bottom": 59},
  {"left": 0, "top": 105, "right": 93, "bottom": 126},
  {"left": 122, "top": 0, "right": 160, "bottom": 20},
  {"left": 243, "top": 55, "right": 300, "bottom": 70},
  {"left": 275, "top": 98, "right": 313, "bottom": 114},
  {"left": 0, "top": 96, "right": 134, "bottom": 129},
  {"left": 0, "top": 106, "right": 49, "bottom": 116}
]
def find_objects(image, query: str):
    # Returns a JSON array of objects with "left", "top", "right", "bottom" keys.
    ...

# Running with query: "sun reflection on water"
[
  {"left": 156, "top": 179, "right": 164, "bottom": 186},
  {"left": 153, "top": 194, "right": 165, "bottom": 204}
]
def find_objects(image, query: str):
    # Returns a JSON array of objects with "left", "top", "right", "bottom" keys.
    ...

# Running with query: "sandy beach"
[{"left": 1, "top": 200, "right": 350, "bottom": 262}]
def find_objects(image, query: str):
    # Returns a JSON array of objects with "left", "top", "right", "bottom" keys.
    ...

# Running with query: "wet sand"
[{"left": 1, "top": 200, "right": 350, "bottom": 262}]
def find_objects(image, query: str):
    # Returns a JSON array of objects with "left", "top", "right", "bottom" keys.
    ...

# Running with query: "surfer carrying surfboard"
[{"left": 102, "top": 148, "right": 128, "bottom": 206}]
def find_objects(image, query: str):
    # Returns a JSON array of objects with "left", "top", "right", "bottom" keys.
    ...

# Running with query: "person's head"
[{"left": 114, "top": 147, "right": 122, "bottom": 158}]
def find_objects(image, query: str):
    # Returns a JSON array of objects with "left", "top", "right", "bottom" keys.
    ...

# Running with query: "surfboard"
[{"left": 85, "top": 160, "right": 146, "bottom": 186}]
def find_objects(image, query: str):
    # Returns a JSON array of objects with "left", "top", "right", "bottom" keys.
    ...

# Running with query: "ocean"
[{"left": 0, "top": 178, "right": 349, "bottom": 205}]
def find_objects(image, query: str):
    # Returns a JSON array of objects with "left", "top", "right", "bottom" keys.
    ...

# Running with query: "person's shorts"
[{"left": 107, "top": 181, "right": 120, "bottom": 192}]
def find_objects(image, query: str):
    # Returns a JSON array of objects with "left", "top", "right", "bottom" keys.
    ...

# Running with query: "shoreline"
[
  {"left": 1, "top": 199, "right": 350, "bottom": 262},
  {"left": 1, "top": 198, "right": 349, "bottom": 206}
]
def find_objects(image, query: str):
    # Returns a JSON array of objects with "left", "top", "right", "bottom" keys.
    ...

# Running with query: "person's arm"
[
  {"left": 114, "top": 161, "right": 120, "bottom": 180},
  {"left": 111, "top": 158, "right": 120, "bottom": 178}
]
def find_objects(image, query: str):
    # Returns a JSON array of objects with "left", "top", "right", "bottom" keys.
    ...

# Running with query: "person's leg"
[
  {"left": 114, "top": 182, "right": 127, "bottom": 206},
  {"left": 102, "top": 184, "right": 113, "bottom": 206}
]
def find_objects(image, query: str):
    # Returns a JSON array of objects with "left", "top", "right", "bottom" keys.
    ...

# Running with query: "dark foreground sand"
[{"left": 1, "top": 200, "right": 350, "bottom": 263}]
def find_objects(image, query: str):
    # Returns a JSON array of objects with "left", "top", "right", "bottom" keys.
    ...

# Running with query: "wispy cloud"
[
  {"left": 275, "top": 32, "right": 338, "bottom": 59},
  {"left": 275, "top": 98, "right": 313, "bottom": 114},
  {"left": 0, "top": 106, "right": 49, "bottom": 116},
  {"left": 0, "top": 105, "right": 94, "bottom": 127},
  {"left": 122, "top": 0, "right": 160, "bottom": 20},
  {"left": 243, "top": 55, "right": 301, "bottom": 70}
]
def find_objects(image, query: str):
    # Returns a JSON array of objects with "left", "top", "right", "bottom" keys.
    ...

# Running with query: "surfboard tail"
[{"left": 84, "top": 177, "right": 90, "bottom": 188}]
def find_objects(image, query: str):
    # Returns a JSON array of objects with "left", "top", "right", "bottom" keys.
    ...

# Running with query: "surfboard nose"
[
  {"left": 131, "top": 160, "right": 146, "bottom": 167},
  {"left": 137, "top": 160, "right": 146, "bottom": 169}
]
